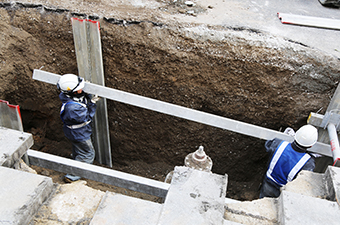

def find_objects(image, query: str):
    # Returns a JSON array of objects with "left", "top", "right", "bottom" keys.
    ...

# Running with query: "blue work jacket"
[
  {"left": 59, "top": 92, "right": 96, "bottom": 142},
  {"left": 265, "top": 138, "right": 315, "bottom": 186}
]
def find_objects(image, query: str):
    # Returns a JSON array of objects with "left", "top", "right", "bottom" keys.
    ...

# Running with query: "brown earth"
[{"left": 1, "top": 1, "right": 340, "bottom": 201}]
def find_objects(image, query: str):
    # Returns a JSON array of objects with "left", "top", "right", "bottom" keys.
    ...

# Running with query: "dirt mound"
[{"left": 1, "top": 2, "right": 339, "bottom": 200}]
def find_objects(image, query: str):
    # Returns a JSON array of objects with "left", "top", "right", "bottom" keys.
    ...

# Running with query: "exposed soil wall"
[{"left": 1, "top": 2, "right": 340, "bottom": 200}]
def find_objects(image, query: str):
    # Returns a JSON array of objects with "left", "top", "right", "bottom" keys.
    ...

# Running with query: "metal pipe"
[{"left": 327, "top": 123, "right": 340, "bottom": 167}]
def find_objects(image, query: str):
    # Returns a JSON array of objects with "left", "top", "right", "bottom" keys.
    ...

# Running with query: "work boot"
[{"left": 64, "top": 174, "right": 81, "bottom": 183}]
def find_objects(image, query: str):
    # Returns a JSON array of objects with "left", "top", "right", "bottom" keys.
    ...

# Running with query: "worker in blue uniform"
[
  {"left": 57, "top": 74, "right": 100, "bottom": 182},
  {"left": 260, "top": 125, "right": 318, "bottom": 198}
]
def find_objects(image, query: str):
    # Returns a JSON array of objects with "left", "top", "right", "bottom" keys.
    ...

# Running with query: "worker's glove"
[
  {"left": 91, "top": 95, "right": 101, "bottom": 104},
  {"left": 310, "top": 153, "right": 322, "bottom": 158},
  {"left": 284, "top": 127, "right": 295, "bottom": 137}
]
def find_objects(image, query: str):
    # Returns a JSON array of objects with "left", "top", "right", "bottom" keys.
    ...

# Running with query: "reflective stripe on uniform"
[
  {"left": 266, "top": 141, "right": 289, "bottom": 187},
  {"left": 287, "top": 154, "right": 310, "bottom": 182},
  {"left": 60, "top": 101, "right": 87, "bottom": 114},
  {"left": 66, "top": 120, "right": 91, "bottom": 129}
]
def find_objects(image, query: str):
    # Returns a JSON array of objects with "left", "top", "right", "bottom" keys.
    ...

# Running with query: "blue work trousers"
[
  {"left": 259, "top": 176, "right": 281, "bottom": 198},
  {"left": 71, "top": 138, "right": 95, "bottom": 164}
]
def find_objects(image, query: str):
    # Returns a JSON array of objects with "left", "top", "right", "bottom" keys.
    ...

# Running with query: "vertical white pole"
[{"left": 327, "top": 123, "right": 340, "bottom": 167}]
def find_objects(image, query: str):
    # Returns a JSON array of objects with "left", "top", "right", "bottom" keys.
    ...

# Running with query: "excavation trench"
[{"left": 1, "top": 4, "right": 340, "bottom": 201}]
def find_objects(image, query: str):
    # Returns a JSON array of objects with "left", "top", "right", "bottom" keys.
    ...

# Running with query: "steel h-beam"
[
  {"left": 71, "top": 18, "right": 112, "bottom": 167},
  {"left": 32, "top": 69, "right": 332, "bottom": 157}
]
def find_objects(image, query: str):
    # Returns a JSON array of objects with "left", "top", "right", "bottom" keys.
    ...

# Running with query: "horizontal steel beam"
[
  {"left": 32, "top": 69, "right": 332, "bottom": 157},
  {"left": 27, "top": 150, "right": 169, "bottom": 198}
]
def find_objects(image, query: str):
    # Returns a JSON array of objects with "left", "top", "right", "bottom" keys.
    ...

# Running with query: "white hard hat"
[
  {"left": 57, "top": 74, "right": 84, "bottom": 93},
  {"left": 294, "top": 125, "right": 318, "bottom": 147}
]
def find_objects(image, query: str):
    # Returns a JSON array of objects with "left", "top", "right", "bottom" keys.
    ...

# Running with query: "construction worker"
[
  {"left": 259, "top": 125, "right": 318, "bottom": 198},
  {"left": 57, "top": 74, "right": 100, "bottom": 182}
]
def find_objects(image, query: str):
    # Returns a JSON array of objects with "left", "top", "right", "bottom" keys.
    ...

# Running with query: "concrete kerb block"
[
  {"left": 223, "top": 220, "right": 243, "bottom": 225},
  {"left": 157, "top": 166, "right": 228, "bottom": 225},
  {"left": 32, "top": 180, "right": 105, "bottom": 224},
  {"left": 324, "top": 166, "right": 340, "bottom": 204},
  {"left": 0, "top": 127, "right": 33, "bottom": 168},
  {"left": 90, "top": 192, "right": 163, "bottom": 225},
  {"left": 224, "top": 198, "right": 278, "bottom": 225},
  {"left": 0, "top": 166, "right": 54, "bottom": 225},
  {"left": 278, "top": 191, "right": 340, "bottom": 225},
  {"left": 282, "top": 170, "right": 328, "bottom": 199}
]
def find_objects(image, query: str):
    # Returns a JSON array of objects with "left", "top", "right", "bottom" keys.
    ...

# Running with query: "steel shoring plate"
[{"left": 71, "top": 18, "right": 112, "bottom": 167}]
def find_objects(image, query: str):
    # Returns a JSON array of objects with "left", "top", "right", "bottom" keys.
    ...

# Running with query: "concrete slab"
[
  {"left": 224, "top": 198, "right": 277, "bottom": 225},
  {"left": 324, "top": 166, "right": 340, "bottom": 204},
  {"left": 278, "top": 191, "right": 340, "bottom": 225},
  {"left": 0, "top": 127, "right": 33, "bottom": 167},
  {"left": 223, "top": 220, "right": 243, "bottom": 225},
  {"left": 32, "top": 180, "right": 105, "bottom": 224},
  {"left": 225, "top": 197, "right": 241, "bottom": 204},
  {"left": 178, "top": 0, "right": 340, "bottom": 59},
  {"left": 283, "top": 170, "right": 328, "bottom": 199},
  {"left": 157, "top": 166, "right": 228, "bottom": 225},
  {"left": 0, "top": 166, "right": 53, "bottom": 225},
  {"left": 90, "top": 192, "right": 162, "bottom": 225}
]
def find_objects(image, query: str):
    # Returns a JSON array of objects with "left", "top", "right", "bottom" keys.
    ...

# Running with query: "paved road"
[{"left": 174, "top": 0, "right": 340, "bottom": 59}]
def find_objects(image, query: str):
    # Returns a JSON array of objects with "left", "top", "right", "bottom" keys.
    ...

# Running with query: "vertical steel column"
[
  {"left": 71, "top": 18, "right": 112, "bottom": 167},
  {"left": 327, "top": 123, "right": 340, "bottom": 167},
  {"left": 314, "top": 84, "right": 340, "bottom": 172}
]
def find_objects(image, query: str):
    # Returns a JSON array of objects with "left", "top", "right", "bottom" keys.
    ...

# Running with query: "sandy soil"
[{"left": 1, "top": 0, "right": 340, "bottom": 203}]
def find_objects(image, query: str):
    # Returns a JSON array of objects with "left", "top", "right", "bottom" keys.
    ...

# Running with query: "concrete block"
[
  {"left": 225, "top": 197, "right": 241, "bottom": 204},
  {"left": 324, "top": 166, "right": 340, "bottom": 204},
  {"left": 283, "top": 170, "right": 328, "bottom": 199},
  {"left": 224, "top": 198, "right": 278, "bottom": 225},
  {"left": 223, "top": 220, "right": 243, "bottom": 225},
  {"left": 278, "top": 191, "right": 340, "bottom": 225},
  {"left": 157, "top": 166, "right": 228, "bottom": 225},
  {"left": 0, "top": 166, "right": 53, "bottom": 225},
  {"left": 0, "top": 127, "right": 33, "bottom": 167},
  {"left": 33, "top": 180, "right": 105, "bottom": 224},
  {"left": 90, "top": 192, "right": 162, "bottom": 225}
]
